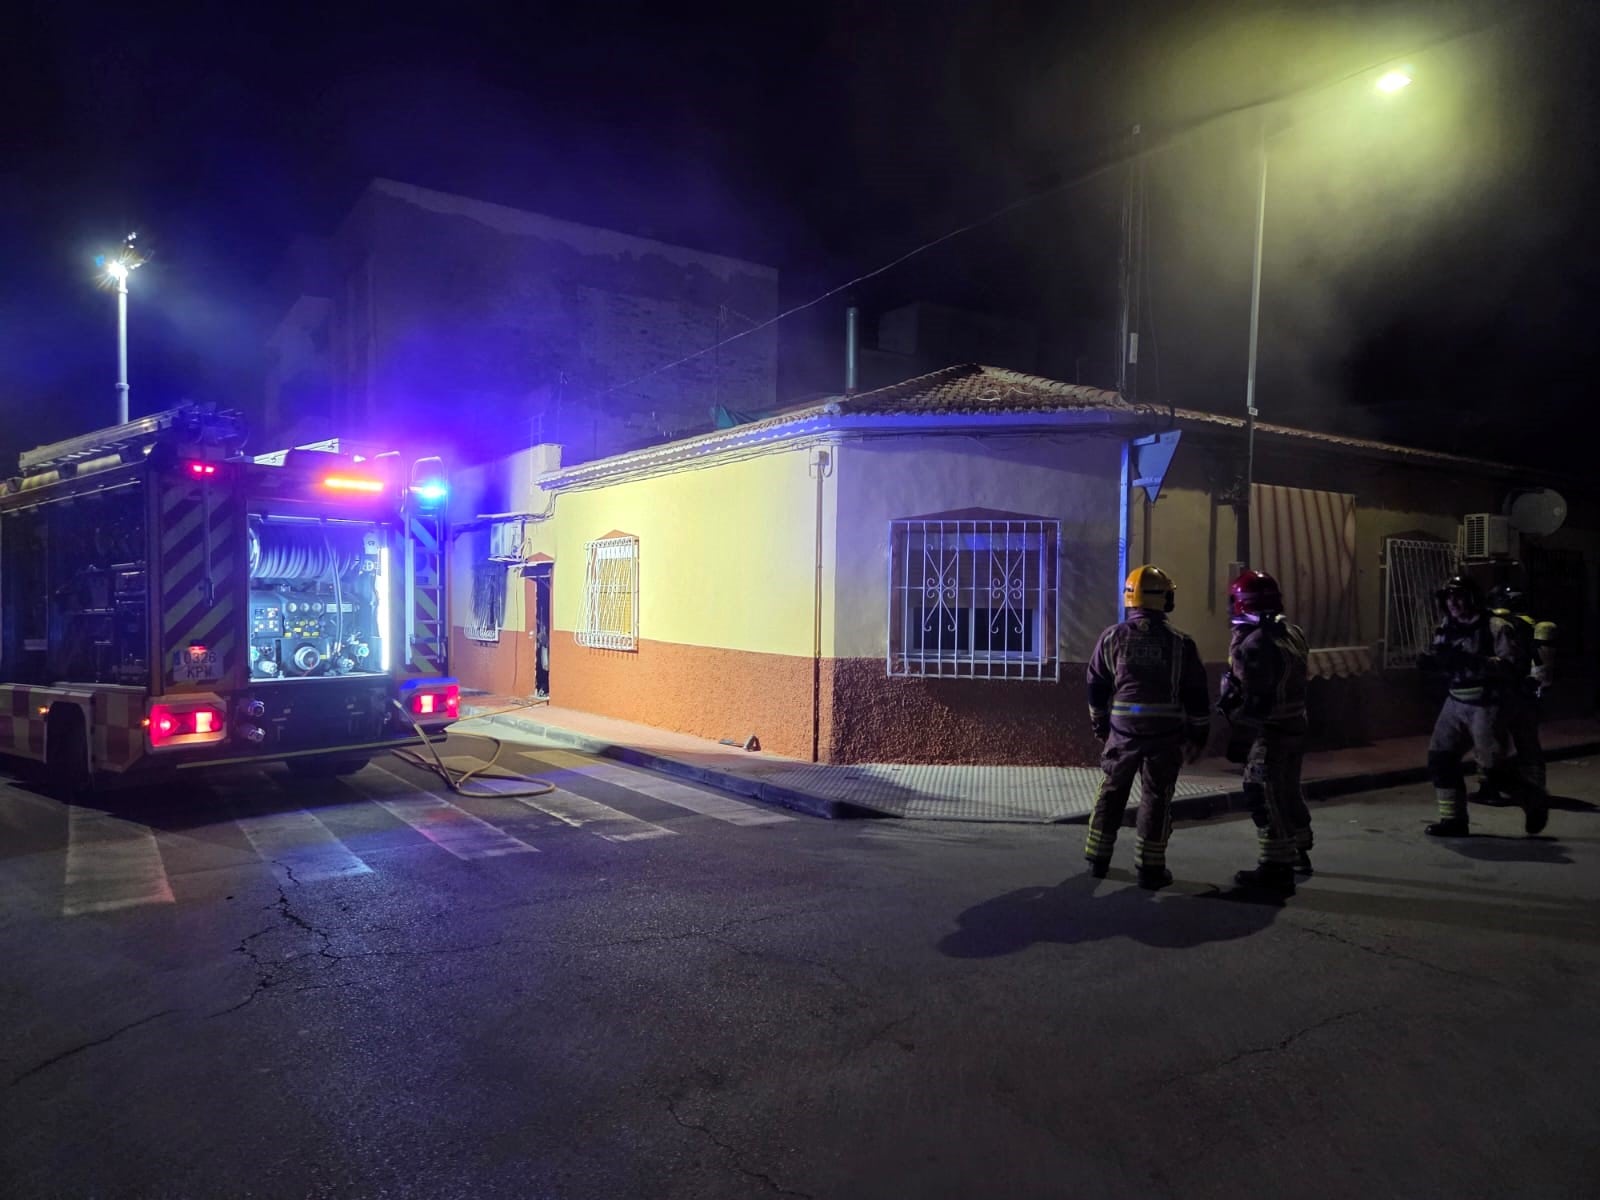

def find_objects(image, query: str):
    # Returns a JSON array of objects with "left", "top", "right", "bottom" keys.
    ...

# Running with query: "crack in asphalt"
[
  {"left": 207, "top": 869, "right": 341, "bottom": 1017},
  {"left": 666, "top": 1097, "right": 815, "bottom": 1199},
  {"left": 1289, "top": 920, "right": 1508, "bottom": 988},
  {"left": 10, "top": 1008, "right": 179, "bottom": 1085},
  {"left": 1159, "top": 1006, "right": 1373, "bottom": 1085}
]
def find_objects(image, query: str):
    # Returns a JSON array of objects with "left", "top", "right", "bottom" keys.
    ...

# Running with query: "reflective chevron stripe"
[{"left": 159, "top": 479, "right": 241, "bottom": 692}]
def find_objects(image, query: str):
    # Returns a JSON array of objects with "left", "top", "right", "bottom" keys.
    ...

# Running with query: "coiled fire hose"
[{"left": 388, "top": 699, "right": 555, "bottom": 798}]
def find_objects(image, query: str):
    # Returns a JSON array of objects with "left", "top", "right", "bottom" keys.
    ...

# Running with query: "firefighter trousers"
[
  {"left": 1085, "top": 730, "right": 1184, "bottom": 870},
  {"left": 1244, "top": 723, "right": 1312, "bottom": 866},
  {"left": 1503, "top": 692, "right": 1546, "bottom": 795},
  {"left": 1428, "top": 696, "right": 1526, "bottom": 824}
]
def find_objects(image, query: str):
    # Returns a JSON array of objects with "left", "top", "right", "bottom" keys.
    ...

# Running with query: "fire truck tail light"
[
  {"left": 148, "top": 702, "right": 227, "bottom": 749},
  {"left": 322, "top": 474, "right": 385, "bottom": 494},
  {"left": 186, "top": 461, "right": 219, "bottom": 478},
  {"left": 406, "top": 683, "right": 460, "bottom": 720}
]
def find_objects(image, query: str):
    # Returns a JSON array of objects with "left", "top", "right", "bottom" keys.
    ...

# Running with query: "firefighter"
[
  {"left": 1085, "top": 565, "right": 1210, "bottom": 889},
  {"left": 1216, "top": 568, "right": 1312, "bottom": 895},
  {"left": 1474, "top": 584, "right": 1553, "bottom": 804},
  {"left": 1417, "top": 575, "right": 1548, "bottom": 837}
]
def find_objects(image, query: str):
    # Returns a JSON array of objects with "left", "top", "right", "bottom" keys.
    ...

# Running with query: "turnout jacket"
[
  {"left": 1425, "top": 612, "right": 1529, "bottom": 704},
  {"left": 1087, "top": 611, "right": 1210, "bottom": 739},
  {"left": 1218, "top": 615, "right": 1309, "bottom": 727}
]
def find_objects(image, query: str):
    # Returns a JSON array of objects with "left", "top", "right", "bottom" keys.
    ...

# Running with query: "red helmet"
[{"left": 1229, "top": 568, "right": 1283, "bottom": 622}]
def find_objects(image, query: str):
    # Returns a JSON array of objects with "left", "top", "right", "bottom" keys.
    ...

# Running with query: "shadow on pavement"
[
  {"left": 1442, "top": 834, "right": 1574, "bottom": 865},
  {"left": 937, "top": 872, "right": 1282, "bottom": 958},
  {"left": 1547, "top": 793, "right": 1599, "bottom": 813}
]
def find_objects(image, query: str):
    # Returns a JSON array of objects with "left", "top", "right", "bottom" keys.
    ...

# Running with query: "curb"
[
  {"left": 460, "top": 707, "right": 859, "bottom": 820},
  {"left": 460, "top": 706, "right": 1599, "bottom": 825},
  {"left": 1161, "top": 740, "right": 1600, "bottom": 825}
]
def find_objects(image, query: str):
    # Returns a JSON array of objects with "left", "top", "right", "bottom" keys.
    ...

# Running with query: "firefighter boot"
[
  {"left": 1234, "top": 863, "right": 1296, "bottom": 895},
  {"left": 1524, "top": 795, "right": 1549, "bottom": 836},
  {"left": 1087, "top": 857, "right": 1110, "bottom": 879},
  {"left": 1136, "top": 865, "right": 1173, "bottom": 890},
  {"left": 1294, "top": 849, "right": 1314, "bottom": 876},
  {"left": 1426, "top": 787, "right": 1469, "bottom": 838}
]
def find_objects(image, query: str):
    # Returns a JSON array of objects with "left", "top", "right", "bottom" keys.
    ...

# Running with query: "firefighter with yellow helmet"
[
  {"left": 1216, "top": 568, "right": 1313, "bottom": 895},
  {"left": 1084, "top": 565, "right": 1210, "bottom": 889}
]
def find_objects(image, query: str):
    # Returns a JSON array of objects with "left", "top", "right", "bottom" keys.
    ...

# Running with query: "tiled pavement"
[{"left": 458, "top": 699, "right": 1600, "bottom": 824}]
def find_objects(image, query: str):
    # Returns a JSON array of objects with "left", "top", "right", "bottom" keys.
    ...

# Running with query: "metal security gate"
[{"left": 1382, "top": 537, "right": 1458, "bottom": 669}]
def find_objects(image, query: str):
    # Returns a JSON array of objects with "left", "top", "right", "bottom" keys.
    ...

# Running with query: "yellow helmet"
[{"left": 1124, "top": 564, "right": 1176, "bottom": 613}]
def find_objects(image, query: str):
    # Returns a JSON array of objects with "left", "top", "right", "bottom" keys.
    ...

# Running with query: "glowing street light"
[
  {"left": 1238, "top": 70, "right": 1412, "bottom": 567},
  {"left": 95, "top": 232, "right": 144, "bottom": 426}
]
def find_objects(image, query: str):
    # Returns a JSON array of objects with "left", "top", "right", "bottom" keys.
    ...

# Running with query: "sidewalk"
[{"left": 458, "top": 697, "right": 1600, "bottom": 824}]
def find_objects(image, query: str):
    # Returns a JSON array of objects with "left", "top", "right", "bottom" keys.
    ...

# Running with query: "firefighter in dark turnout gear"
[
  {"left": 1217, "top": 569, "right": 1313, "bottom": 895},
  {"left": 1418, "top": 576, "right": 1548, "bottom": 837},
  {"left": 1474, "top": 584, "right": 1552, "bottom": 804},
  {"left": 1085, "top": 565, "right": 1210, "bottom": 889}
]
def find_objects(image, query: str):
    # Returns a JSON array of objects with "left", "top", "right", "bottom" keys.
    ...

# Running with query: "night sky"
[{"left": 3, "top": 1, "right": 1595, "bottom": 473}]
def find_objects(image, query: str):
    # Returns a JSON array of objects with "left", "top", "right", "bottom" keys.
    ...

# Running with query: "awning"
[{"left": 1308, "top": 646, "right": 1375, "bottom": 679}]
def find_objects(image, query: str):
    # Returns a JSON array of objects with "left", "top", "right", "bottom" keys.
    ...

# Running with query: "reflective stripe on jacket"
[{"left": 1087, "top": 612, "right": 1210, "bottom": 737}]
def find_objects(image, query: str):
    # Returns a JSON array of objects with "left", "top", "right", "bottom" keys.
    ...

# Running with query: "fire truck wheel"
[
  {"left": 285, "top": 755, "right": 371, "bottom": 779},
  {"left": 46, "top": 709, "right": 92, "bottom": 801}
]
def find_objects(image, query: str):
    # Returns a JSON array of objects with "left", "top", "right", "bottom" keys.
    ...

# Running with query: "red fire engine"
[{"left": 0, "top": 406, "right": 457, "bottom": 794}]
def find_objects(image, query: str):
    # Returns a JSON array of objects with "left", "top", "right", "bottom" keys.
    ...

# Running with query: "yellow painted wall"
[
  {"left": 832, "top": 433, "right": 1122, "bottom": 661},
  {"left": 547, "top": 445, "right": 832, "bottom": 657}
]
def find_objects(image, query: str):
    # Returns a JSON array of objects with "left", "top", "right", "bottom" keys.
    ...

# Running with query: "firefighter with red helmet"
[
  {"left": 1216, "top": 568, "right": 1313, "bottom": 895},
  {"left": 1417, "top": 575, "right": 1547, "bottom": 837},
  {"left": 1084, "top": 565, "right": 1210, "bottom": 889}
]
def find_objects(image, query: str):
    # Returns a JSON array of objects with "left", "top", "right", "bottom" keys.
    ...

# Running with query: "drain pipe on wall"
[
  {"left": 810, "top": 447, "right": 833, "bottom": 763},
  {"left": 1117, "top": 439, "right": 1131, "bottom": 622}
]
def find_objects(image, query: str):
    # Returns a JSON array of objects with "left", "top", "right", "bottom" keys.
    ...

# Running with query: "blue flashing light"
[{"left": 411, "top": 482, "right": 448, "bottom": 504}]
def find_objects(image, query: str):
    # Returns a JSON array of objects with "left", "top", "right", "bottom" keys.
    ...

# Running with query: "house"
[
  {"left": 264, "top": 178, "right": 780, "bottom": 467},
  {"left": 450, "top": 364, "right": 1596, "bottom": 765}
]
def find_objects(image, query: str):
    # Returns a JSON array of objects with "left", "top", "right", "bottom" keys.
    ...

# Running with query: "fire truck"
[{"left": 0, "top": 405, "right": 458, "bottom": 795}]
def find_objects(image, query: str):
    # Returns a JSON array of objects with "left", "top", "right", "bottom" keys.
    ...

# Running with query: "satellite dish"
[{"left": 1505, "top": 488, "right": 1567, "bottom": 537}]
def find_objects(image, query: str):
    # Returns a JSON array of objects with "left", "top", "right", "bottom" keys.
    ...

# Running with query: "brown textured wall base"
[
  {"left": 547, "top": 635, "right": 1451, "bottom": 766},
  {"left": 549, "top": 633, "right": 825, "bottom": 760},
  {"left": 451, "top": 627, "right": 538, "bottom": 699},
  {"left": 827, "top": 658, "right": 1107, "bottom": 765}
]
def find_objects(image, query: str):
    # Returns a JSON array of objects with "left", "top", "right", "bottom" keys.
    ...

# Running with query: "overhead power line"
[{"left": 590, "top": 10, "right": 1519, "bottom": 404}]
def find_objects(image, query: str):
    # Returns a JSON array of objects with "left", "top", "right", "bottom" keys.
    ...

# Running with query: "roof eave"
[{"left": 537, "top": 407, "right": 1138, "bottom": 491}]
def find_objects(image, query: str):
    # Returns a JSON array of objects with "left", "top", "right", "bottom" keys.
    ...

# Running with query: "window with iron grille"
[
  {"left": 888, "top": 517, "right": 1059, "bottom": 679},
  {"left": 577, "top": 535, "right": 640, "bottom": 650}
]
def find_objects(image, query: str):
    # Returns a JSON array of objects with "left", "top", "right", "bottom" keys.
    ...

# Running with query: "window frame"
[
  {"left": 576, "top": 534, "right": 640, "bottom": 651},
  {"left": 887, "top": 516, "right": 1060, "bottom": 680}
]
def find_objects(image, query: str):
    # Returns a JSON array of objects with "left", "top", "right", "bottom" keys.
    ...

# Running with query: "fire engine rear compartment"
[
  {"left": 1, "top": 413, "right": 457, "bottom": 787},
  {"left": 246, "top": 514, "right": 390, "bottom": 682}
]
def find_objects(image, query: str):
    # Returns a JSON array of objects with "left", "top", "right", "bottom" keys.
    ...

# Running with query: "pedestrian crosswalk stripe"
[
  {"left": 519, "top": 750, "right": 793, "bottom": 827},
  {"left": 235, "top": 810, "right": 374, "bottom": 883},
  {"left": 431, "top": 755, "right": 676, "bottom": 842},
  {"left": 349, "top": 766, "right": 539, "bottom": 859},
  {"left": 63, "top": 805, "right": 175, "bottom": 916}
]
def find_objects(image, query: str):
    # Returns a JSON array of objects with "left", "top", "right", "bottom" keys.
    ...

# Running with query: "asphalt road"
[{"left": 3, "top": 724, "right": 1598, "bottom": 1200}]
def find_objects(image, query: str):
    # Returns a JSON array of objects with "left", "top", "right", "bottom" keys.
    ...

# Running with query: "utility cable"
[
  {"left": 584, "top": 14, "right": 1515, "bottom": 407},
  {"left": 388, "top": 700, "right": 555, "bottom": 798}
]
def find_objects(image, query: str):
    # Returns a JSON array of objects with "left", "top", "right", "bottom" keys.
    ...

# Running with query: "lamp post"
[
  {"left": 96, "top": 233, "right": 143, "bottom": 426},
  {"left": 1237, "top": 69, "right": 1411, "bottom": 568}
]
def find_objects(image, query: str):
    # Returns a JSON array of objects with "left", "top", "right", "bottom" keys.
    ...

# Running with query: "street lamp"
[
  {"left": 1238, "top": 69, "right": 1412, "bottom": 567},
  {"left": 95, "top": 233, "right": 143, "bottom": 426}
]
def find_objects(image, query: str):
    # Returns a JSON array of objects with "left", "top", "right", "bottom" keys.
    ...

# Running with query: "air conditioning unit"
[
  {"left": 487, "top": 519, "right": 526, "bottom": 563},
  {"left": 1460, "top": 513, "right": 1516, "bottom": 561}
]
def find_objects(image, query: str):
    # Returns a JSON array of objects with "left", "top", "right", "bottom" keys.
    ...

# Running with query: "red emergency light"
[
  {"left": 148, "top": 701, "right": 228, "bottom": 749},
  {"left": 322, "top": 474, "right": 385, "bottom": 495},
  {"left": 186, "top": 461, "right": 219, "bottom": 478},
  {"left": 408, "top": 684, "right": 460, "bottom": 719}
]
